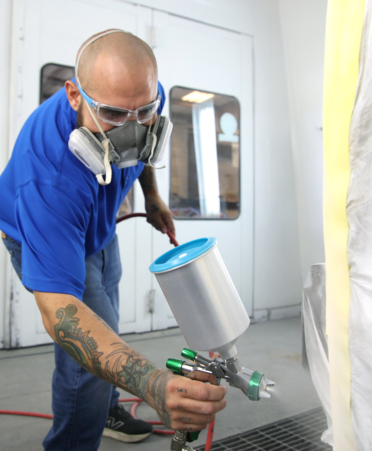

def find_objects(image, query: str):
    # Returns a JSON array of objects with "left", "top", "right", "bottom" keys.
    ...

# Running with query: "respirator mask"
[{"left": 68, "top": 29, "right": 173, "bottom": 185}]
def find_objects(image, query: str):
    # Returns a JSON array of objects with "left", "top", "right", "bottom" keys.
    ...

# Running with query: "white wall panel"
[
  {"left": 0, "top": 0, "right": 13, "bottom": 347},
  {"left": 279, "top": 0, "right": 327, "bottom": 281},
  {"left": 250, "top": 0, "right": 303, "bottom": 312},
  {"left": 119, "top": 0, "right": 255, "bottom": 35},
  {"left": 125, "top": 0, "right": 304, "bottom": 313}
]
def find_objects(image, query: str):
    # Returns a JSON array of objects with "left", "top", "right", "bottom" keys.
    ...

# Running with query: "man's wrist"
[
  {"left": 143, "top": 189, "right": 159, "bottom": 198},
  {"left": 144, "top": 369, "right": 173, "bottom": 423}
]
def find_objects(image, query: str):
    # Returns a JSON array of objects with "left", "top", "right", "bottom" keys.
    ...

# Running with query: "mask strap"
[
  {"left": 82, "top": 100, "right": 113, "bottom": 185},
  {"left": 146, "top": 120, "right": 165, "bottom": 169},
  {"left": 82, "top": 96, "right": 108, "bottom": 138},
  {"left": 96, "top": 139, "right": 112, "bottom": 185}
]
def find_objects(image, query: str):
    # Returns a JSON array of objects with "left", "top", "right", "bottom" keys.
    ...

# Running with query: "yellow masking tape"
[{"left": 323, "top": 0, "right": 365, "bottom": 449}]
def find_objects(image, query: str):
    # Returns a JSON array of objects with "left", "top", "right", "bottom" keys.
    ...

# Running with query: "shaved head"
[
  {"left": 65, "top": 29, "right": 159, "bottom": 133},
  {"left": 77, "top": 29, "right": 158, "bottom": 92}
]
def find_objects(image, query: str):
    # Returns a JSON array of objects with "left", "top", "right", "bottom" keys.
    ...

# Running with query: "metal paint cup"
[{"left": 149, "top": 237, "right": 250, "bottom": 359}]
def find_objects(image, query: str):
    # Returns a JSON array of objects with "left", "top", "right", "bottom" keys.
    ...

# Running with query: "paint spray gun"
[
  {"left": 167, "top": 347, "right": 275, "bottom": 402},
  {"left": 165, "top": 348, "right": 275, "bottom": 451},
  {"left": 149, "top": 238, "right": 275, "bottom": 451}
]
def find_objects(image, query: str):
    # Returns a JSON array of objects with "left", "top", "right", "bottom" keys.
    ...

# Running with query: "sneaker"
[{"left": 102, "top": 403, "right": 153, "bottom": 443}]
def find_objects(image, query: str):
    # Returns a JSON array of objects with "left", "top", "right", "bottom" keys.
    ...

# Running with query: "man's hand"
[
  {"left": 144, "top": 191, "right": 175, "bottom": 237},
  {"left": 146, "top": 369, "right": 227, "bottom": 431}
]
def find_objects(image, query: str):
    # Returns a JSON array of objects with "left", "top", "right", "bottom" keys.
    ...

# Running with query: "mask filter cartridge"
[{"left": 68, "top": 115, "right": 173, "bottom": 178}]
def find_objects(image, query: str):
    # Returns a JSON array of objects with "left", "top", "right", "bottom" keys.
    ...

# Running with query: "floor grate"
[{"left": 195, "top": 407, "right": 331, "bottom": 451}]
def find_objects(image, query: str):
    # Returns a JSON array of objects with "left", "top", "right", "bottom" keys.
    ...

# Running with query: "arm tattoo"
[
  {"left": 54, "top": 304, "right": 103, "bottom": 376},
  {"left": 150, "top": 204, "right": 160, "bottom": 213},
  {"left": 54, "top": 305, "right": 158, "bottom": 400},
  {"left": 101, "top": 343, "right": 151, "bottom": 399},
  {"left": 139, "top": 166, "right": 158, "bottom": 194}
]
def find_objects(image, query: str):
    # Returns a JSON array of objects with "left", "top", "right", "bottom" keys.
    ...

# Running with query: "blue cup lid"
[{"left": 149, "top": 237, "right": 217, "bottom": 273}]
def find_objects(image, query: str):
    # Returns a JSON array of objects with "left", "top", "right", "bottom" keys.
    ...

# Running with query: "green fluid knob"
[
  {"left": 181, "top": 348, "right": 198, "bottom": 361},
  {"left": 248, "top": 371, "right": 264, "bottom": 401},
  {"left": 166, "top": 358, "right": 184, "bottom": 374},
  {"left": 187, "top": 431, "right": 200, "bottom": 442}
]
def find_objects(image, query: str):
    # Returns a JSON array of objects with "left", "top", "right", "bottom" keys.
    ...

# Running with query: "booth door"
[
  {"left": 150, "top": 12, "right": 254, "bottom": 330},
  {"left": 5, "top": 0, "right": 153, "bottom": 347}
]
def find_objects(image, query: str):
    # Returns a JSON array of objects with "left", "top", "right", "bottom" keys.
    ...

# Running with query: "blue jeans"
[{"left": 2, "top": 233, "right": 122, "bottom": 451}]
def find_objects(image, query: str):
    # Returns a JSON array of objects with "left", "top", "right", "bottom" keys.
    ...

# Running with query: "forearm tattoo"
[
  {"left": 149, "top": 204, "right": 160, "bottom": 213},
  {"left": 54, "top": 305, "right": 159, "bottom": 401},
  {"left": 139, "top": 166, "right": 157, "bottom": 194},
  {"left": 54, "top": 304, "right": 103, "bottom": 376},
  {"left": 101, "top": 343, "right": 150, "bottom": 399}
]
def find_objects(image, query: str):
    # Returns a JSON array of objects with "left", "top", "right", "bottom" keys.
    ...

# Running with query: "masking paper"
[
  {"left": 323, "top": 0, "right": 365, "bottom": 449},
  {"left": 347, "top": 0, "right": 372, "bottom": 448}
]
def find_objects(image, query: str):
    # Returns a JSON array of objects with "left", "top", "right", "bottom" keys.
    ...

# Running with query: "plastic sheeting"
[
  {"left": 348, "top": 1, "right": 372, "bottom": 448},
  {"left": 302, "top": 264, "right": 333, "bottom": 447},
  {"left": 323, "top": 0, "right": 365, "bottom": 448}
]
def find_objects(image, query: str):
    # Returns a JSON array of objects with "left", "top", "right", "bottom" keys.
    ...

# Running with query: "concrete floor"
[{"left": 0, "top": 317, "right": 322, "bottom": 450}]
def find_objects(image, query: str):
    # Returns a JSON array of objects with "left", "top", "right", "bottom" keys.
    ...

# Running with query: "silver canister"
[{"left": 149, "top": 238, "right": 250, "bottom": 357}]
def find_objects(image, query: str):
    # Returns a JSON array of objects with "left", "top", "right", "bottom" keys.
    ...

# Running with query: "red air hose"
[
  {"left": 0, "top": 410, "right": 53, "bottom": 420},
  {"left": 0, "top": 212, "right": 214, "bottom": 449}
]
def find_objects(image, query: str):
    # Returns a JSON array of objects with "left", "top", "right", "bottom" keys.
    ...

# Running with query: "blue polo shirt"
[{"left": 0, "top": 81, "right": 165, "bottom": 300}]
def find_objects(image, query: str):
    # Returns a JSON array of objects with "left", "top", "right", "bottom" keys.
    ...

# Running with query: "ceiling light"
[{"left": 181, "top": 91, "right": 214, "bottom": 103}]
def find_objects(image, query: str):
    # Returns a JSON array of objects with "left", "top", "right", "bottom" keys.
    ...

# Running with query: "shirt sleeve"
[{"left": 15, "top": 181, "right": 90, "bottom": 300}]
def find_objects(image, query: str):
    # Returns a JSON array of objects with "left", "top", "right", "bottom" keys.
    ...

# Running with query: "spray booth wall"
[{"left": 0, "top": 0, "right": 327, "bottom": 347}]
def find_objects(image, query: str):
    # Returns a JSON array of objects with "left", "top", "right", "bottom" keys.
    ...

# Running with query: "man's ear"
[{"left": 65, "top": 80, "right": 80, "bottom": 112}]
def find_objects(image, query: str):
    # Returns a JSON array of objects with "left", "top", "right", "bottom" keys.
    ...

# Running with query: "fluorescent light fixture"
[
  {"left": 182, "top": 91, "right": 214, "bottom": 103},
  {"left": 192, "top": 99, "right": 220, "bottom": 218}
]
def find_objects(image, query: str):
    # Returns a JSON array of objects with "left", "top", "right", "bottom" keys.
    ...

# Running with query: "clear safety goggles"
[{"left": 77, "top": 83, "right": 160, "bottom": 126}]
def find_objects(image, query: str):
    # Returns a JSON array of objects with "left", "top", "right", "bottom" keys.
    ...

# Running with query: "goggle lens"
[
  {"left": 96, "top": 97, "right": 160, "bottom": 126},
  {"left": 97, "top": 106, "right": 130, "bottom": 125},
  {"left": 137, "top": 101, "right": 159, "bottom": 124}
]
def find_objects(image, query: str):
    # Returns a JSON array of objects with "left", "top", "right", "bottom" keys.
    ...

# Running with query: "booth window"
[
  {"left": 170, "top": 87, "right": 240, "bottom": 219},
  {"left": 40, "top": 63, "right": 75, "bottom": 104}
]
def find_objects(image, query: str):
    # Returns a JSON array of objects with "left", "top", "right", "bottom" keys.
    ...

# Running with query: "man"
[{"left": 0, "top": 30, "right": 226, "bottom": 451}]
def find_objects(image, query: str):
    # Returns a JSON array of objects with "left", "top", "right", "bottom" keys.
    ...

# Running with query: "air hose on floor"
[{"left": 0, "top": 212, "right": 215, "bottom": 450}]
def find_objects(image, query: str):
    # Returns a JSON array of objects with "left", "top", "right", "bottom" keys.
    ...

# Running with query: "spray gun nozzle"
[{"left": 264, "top": 377, "right": 276, "bottom": 387}]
